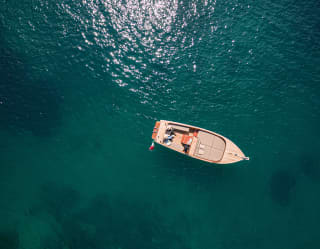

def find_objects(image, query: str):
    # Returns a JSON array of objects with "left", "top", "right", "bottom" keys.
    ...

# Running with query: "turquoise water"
[{"left": 1, "top": 0, "right": 320, "bottom": 248}]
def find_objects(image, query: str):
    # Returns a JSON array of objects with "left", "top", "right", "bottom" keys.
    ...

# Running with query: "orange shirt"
[{"left": 181, "top": 135, "right": 192, "bottom": 145}]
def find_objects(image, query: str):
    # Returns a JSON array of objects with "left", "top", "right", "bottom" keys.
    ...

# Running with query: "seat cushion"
[
  {"left": 196, "top": 131, "right": 226, "bottom": 161},
  {"left": 209, "top": 148, "right": 225, "bottom": 161},
  {"left": 197, "top": 131, "right": 214, "bottom": 146},
  {"left": 213, "top": 135, "right": 226, "bottom": 151}
]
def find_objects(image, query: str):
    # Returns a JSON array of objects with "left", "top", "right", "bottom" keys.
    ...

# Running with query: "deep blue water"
[{"left": 0, "top": 0, "right": 320, "bottom": 248}]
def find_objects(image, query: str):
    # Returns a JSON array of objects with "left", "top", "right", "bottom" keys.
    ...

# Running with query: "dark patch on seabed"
[
  {"left": 68, "top": 194, "right": 190, "bottom": 249},
  {"left": 0, "top": 33, "right": 62, "bottom": 137},
  {"left": 0, "top": 229, "right": 19, "bottom": 249},
  {"left": 300, "top": 156, "right": 320, "bottom": 182},
  {"left": 269, "top": 170, "right": 297, "bottom": 206},
  {"left": 30, "top": 182, "right": 191, "bottom": 249},
  {"left": 37, "top": 182, "right": 81, "bottom": 222}
]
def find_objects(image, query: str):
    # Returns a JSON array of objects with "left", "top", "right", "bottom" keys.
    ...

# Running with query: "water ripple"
[
  {"left": 1, "top": 0, "right": 318, "bottom": 124},
  {"left": 59, "top": 0, "right": 217, "bottom": 95}
]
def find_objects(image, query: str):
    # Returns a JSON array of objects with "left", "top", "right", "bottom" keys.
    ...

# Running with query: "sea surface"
[{"left": 0, "top": 0, "right": 320, "bottom": 248}]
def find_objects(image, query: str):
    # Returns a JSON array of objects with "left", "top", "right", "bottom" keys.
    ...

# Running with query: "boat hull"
[{"left": 151, "top": 120, "right": 249, "bottom": 164}]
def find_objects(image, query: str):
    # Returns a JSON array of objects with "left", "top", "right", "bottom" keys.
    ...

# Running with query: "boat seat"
[
  {"left": 198, "top": 148, "right": 205, "bottom": 155},
  {"left": 195, "top": 142, "right": 211, "bottom": 159},
  {"left": 210, "top": 148, "right": 225, "bottom": 161},
  {"left": 195, "top": 131, "right": 226, "bottom": 161},
  {"left": 197, "top": 131, "right": 214, "bottom": 146},
  {"left": 168, "top": 124, "right": 189, "bottom": 133}
]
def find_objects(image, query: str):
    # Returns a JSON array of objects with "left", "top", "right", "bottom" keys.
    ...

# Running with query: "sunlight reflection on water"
[{"left": 61, "top": 0, "right": 216, "bottom": 93}]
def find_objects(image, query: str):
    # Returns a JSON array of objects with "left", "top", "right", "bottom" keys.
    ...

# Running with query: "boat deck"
[{"left": 156, "top": 121, "right": 226, "bottom": 161}]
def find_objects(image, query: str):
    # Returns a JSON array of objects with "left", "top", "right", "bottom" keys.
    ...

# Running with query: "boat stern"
[{"left": 151, "top": 121, "right": 160, "bottom": 140}]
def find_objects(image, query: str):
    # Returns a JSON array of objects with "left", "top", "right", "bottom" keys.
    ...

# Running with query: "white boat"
[{"left": 151, "top": 120, "right": 249, "bottom": 164}]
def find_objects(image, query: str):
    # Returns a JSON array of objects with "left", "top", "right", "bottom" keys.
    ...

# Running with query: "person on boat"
[
  {"left": 163, "top": 126, "right": 175, "bottom": 145},
  {"left": 181, "top": 135, "right": 192, "bottom": 153},
  {"left": 183, "top": 144, "right": 190, "bottom": 153},
  {"left": 166, "top": 126, "right": 174, "bottom": 135},
  {"left": 164, "top": 133, "right": 175, "bottom": 141}
]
